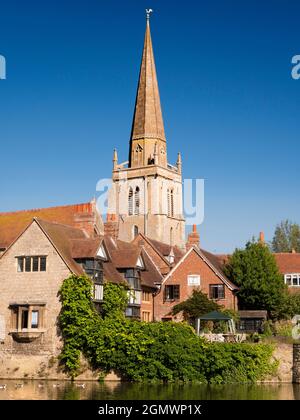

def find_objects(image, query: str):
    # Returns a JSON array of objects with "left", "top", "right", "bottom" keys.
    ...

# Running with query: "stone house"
[{"left": 0, "top": 215, "right": 161, "bottom": 357}]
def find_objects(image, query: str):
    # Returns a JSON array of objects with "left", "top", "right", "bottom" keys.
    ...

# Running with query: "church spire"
[{"left": 129, "top": 10, "right": 167, "bottom": 167}]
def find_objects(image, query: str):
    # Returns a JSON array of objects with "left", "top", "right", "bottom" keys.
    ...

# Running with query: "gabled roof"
[
  {"left": 161, "top": 246, "right": 239, "bottom": 291},
  {"left": 274, "top": 253, "right": 300, "bottom": 274},
  {"left": 36, "top": 219, "right": 86, "bottom": 275},
  {"left": 0, "top": 202, "right": 95, "bottom": 249},
  {"left": 71, "top": 237, "right": 103, "bottom": 259},
  {"left": 140, "top": 248, "right": 163, "bottom": 287}
]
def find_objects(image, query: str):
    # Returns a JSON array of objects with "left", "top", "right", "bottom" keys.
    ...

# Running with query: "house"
[
  {"left": 0, "top": 216, "right": 161, "bottom": 357},
  {"left": 133, "top": 228, "right": 239, "bottom": 321},
  {"left": 274, "top": 252, "right": 300, "bottom": 293}
]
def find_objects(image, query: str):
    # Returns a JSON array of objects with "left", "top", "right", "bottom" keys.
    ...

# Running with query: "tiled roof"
[
  {"left": 71, "top": 238, "right": 103, "bottom": 258},
  {"left": 0, "top": 202, "right": 93, "bottom": 249},
  {"left": 140, "top": 248, "right": 163, "bottom": 287},
  {"left": 274, "top": 253, "right": 300, "bottom": 274},
  {"left": 36, "top": 218, "right": 86, "bottom": 275},
  {"left": 146, "top": 237, "right": 184, "bottom": 264}
]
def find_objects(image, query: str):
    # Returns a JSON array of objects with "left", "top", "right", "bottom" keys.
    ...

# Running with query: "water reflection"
[{"left": 0, "top": 380, "right": 298, "bottom": 400}]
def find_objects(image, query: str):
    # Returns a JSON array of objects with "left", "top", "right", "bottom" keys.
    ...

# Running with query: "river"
[{"left": 0, "top": 380, "right": 299, "bottom": 400}]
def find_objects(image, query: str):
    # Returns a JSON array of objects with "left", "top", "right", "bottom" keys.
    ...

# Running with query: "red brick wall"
[
  {"left": 154, "top": 249, "right": 237, "bottom": 321},
  {"left": 141, "top": 288, "right": 154, "bottom": 322}
]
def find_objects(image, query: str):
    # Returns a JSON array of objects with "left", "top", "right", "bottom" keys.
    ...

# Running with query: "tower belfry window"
[
  {"left": 128, "top": 188, "right": 133, "bottom": 216},
  {"left": 167, "top": 189, "right": 174, "bottom": 217},
  {"left": 134, "top": 187, "right": 140, "bottom": 215}
]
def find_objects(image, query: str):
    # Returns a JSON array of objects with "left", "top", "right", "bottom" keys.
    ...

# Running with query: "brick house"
[
  {"left": 153, "top": 246, "right": 238, "bottom": 321},
  {"left": 274, "top": 252, "right": 300, "bottom": 294}
]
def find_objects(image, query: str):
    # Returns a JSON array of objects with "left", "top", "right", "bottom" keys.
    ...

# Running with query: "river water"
[{"left": 0, "top": 380, "right": 299, "bottom": 400}]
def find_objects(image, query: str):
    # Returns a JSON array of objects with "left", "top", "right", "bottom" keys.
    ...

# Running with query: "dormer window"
[
  {"left": 97, "top": 244, "right": 107, "bottom": 260},
  {"left": 136, "top": 255, "right": 144, "bottom": 269}
]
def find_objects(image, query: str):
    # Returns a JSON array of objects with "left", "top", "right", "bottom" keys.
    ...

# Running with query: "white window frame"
[
  {"left": 284, "top": 273, "right": 300, "bottom": 287},
  {"left": 187, "top": 274, "right": 201, "bottom": 286}
]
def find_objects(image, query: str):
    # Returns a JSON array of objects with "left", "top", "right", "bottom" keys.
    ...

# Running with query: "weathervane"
[{"left": 146, "top": 9, "right": 153, "bottom": 20}]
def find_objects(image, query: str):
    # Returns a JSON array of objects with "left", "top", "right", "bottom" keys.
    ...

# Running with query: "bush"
[{"left": 59, "top": 275, "right": 278, "bottom": 383}]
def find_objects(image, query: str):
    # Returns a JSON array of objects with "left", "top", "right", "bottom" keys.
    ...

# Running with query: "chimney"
[
  {"left": 186, "top": 224, "right": 200, "bottom": 250},
  {"left": 104, "top": 213, "right": 119, "bottom": 240},
  {"left": 259, "top": 231, "right": 265, "bottom": 243},
  {"left": 74, "top": 202, "right": 96, "bottom": 238}
]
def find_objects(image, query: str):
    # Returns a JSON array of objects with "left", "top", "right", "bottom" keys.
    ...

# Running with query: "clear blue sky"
[{"left": 0, "top": 0, "right": 299, "bottom": 253}]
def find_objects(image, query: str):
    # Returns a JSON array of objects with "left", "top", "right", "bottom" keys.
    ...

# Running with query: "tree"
[
  {"left": 223, "top": 241, "right": 287, "bottom": 319},
  {"left": 172, "top": 288, "right": 220, "bottom": 321},
  {"left": 271, "top": 220, "right": 300, "bottom": 253}
]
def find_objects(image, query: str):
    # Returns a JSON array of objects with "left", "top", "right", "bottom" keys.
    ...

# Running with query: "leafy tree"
[
  {"left": 172, "top": 288, "right": 220, "bottom": 320},
  {"left": 271, "top": 220, "right": 300, "bottom": 253},
  {"left": 224, "top": 241, "right": 287, "bottom": 319}
]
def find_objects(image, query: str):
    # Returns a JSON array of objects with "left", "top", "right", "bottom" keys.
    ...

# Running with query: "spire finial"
[{"left": 146, "top": 8, "right": 153, "bottom": 21}]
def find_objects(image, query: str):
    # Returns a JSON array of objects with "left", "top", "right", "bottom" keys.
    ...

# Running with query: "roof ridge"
[{"left": 0, "top": 201, "right": 92, "bottom": 216}]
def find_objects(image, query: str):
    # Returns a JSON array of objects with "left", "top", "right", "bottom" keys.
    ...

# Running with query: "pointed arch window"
[
  {"left": 167, "top": 189, "right": 174, "bottom": 217},
  {"left": 134, "top": 144, "right": 143, "bottom": 166},
  {"left": 134, "top": 187, "right": 140, "bottom": 215},
  {"left": 128, "top": 187, "right": 133, "bottom": 216}
]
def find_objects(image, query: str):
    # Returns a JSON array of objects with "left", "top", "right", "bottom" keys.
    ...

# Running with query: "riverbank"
[{"left": 0, "top": 342, "right": 294, "bottom": 383}]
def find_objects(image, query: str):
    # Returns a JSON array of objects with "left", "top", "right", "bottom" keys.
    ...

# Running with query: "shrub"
[{"left": 59, "top": 275, "right": 278, "bottom": 383}]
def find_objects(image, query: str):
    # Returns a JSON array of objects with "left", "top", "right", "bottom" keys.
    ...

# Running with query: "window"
[
  {"left": 125, "top": 269, "right": 141, "bottom": 290},
  {"left": 17, "top": 256, "right": 47, "bottom": 273},
  {"left": 10, "top": 304, "right": 45, "bottom": 332},
  {"left": 284, "top": 274, "right": 300, "bottom": 287},
  {"left": 167, "top": 189, "right": 174, "bottom": 217},
  {"left": 128, "top": 290, "right": 141, "bottom": 305},
  {"left": 40, "top": 257, "right": 47, "bottom": 272},
  {"left": 209, "top": 284, "right": 225, "bottom": 299},
  {"left": 170, "top": 227, "right": 173, "bottom": 247},
  {"left": 32, "top": 256, "right": 39, "bottom": 272},
  {"left": 164, "top": 285, "right": 180, "bottom": 301},
  {"left": 25, "top": 257, "right": 31, "bottom": 272},
  {"left": 187, "top": 275, "right": 200, "bottom": 286},
  {"left": 142, "top": 311, "right": 151, "bottom": 322},
  {"left": 17, "top": 257, "right": 24, "bottom": 272},
  {"left": 80, "top": 259, "right": 103, "bottom": 282},
  {"left": 133, "top": 225, "right": 139, "bottom": 238},
  {"left": 134, "top": 187, "right": 140, "bottom": 215},
  {"left": 128, "top": 187, "right": 133, "bottom": 215},
  {"left": 125, "top": 306, "right": 140, "bottom": 318},
  {"left": 142, "top": 290, "right": 151, "bottom": 302},
  {"left": 31, "top": 311, "right": 39, "bottom": 328},
  {"left": 94, "top": 284, "right": 104, "bottom": 301}
]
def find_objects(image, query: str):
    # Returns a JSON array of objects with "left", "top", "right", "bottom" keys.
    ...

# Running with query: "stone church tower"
[{"left": 107, "top": 13, "right": 185, "bottom": 249}]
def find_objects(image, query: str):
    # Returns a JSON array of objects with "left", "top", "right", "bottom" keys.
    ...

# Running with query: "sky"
[{"left": 0, "top": 0, "right": 299, "bottom": 253}]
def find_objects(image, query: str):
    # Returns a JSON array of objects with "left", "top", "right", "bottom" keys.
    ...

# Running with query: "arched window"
[
  {"left": 167, "top": 189, "right": 174, "bottom": 217},
  {"left": 133, "top": 225, "right": 139, "bottom": 238},
  {"left": 134, "top": 187, "right": 140, "bottom": 215},
  {"left": 128, "top": 187, "right": 133, "bottom": 216},
  {"left": 170, "top": 189, "right": 174, "bottom": 217}
]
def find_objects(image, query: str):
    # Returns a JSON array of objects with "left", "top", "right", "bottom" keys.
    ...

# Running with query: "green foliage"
[
  {"left": 172, "top": 288, "right": 220, "bottom": 320},
  {"left": 271, "top": 220, "right": 300, "bottom": 253},
  {"left": 224, "top": 241, "right": 287, "bottom": 319},
  {"left": 101, "top": 282, "right": 129, "bottom": 320},
  {"left": 59, "top": 275, "right": 277, "bottom": 383}
]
